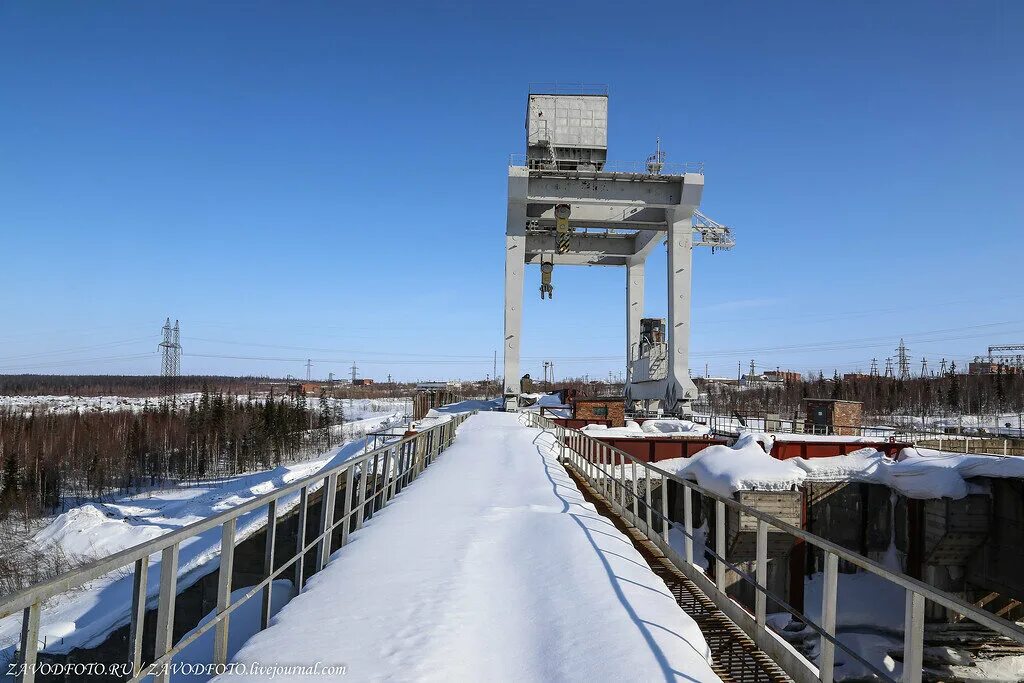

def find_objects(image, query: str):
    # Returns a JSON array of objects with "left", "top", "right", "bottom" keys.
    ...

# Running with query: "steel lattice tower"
[
  {"left": 159, "top": 318, "right": 182, "bottom": 399},
  {"left": 896, "top": 339, "right": 911, "bottom": 380}
]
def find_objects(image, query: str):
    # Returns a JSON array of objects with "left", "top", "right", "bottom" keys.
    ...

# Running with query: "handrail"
[
  {"left": 508, "top": 154, "right": 705, "bottom": 176},
  {"left": 525, "top": 412, "right": 1024, "bottom": 683},
  {"left": 696, "top": 413, "right": 1024, "bottom": 455},
  {"left": 1, "top": 411, "right": 477, "bottom": 683}
]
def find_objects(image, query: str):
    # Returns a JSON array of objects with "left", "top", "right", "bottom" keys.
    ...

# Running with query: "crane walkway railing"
[
  {"left": 0, "top": 411, "right": 476, "bottom": 683},
  {"left": 524, "top": 411, "right": 1024, "bottom": 683}
]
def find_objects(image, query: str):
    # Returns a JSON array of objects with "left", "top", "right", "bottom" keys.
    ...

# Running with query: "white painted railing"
[
  {"left": 0, "top": 411, "right": 475, "bottom": 683},
  {"left": 525, "top": 412, "right": 1024, "bottom": 683}
]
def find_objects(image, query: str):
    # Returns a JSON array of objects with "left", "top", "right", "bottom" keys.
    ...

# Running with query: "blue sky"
[{"left": 1, "top": 2, "right": 1022, "bottom": 382}]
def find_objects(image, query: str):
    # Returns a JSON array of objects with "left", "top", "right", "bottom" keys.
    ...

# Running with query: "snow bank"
[
  {"left": 796, "top": 447, "right": 1024, "bottom": 500},
  {"left": 652, "top": 439, "right": 1024, "bottom": 500},
  {"left": 218, "top": 413, "right": 721, "bottom": 682},
  {"left": 655, "top": 433, "right": 803, "bottom": 498},
  {"left": 581, "top": 418, "right": 711, "bottom": 439}
]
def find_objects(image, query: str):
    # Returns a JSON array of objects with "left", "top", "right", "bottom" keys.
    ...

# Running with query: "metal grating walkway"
[{"left": 564, "top": 464, "right": 793, "bottom": 683}]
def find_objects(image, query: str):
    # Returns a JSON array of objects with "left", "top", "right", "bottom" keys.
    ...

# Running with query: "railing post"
[
  {"left": 715, "top": 499, "right": 726, "bottom": 592},
  {"left": 340, "top": 465, "right": 355, "bottom": 547},
  {"left": 317, "top": 472, "right": 337, "bottom": 571},
  {"left": 213, "top": 519, "right": 236, "bottom": 665},
  {"left": 369, "top": 453, "right": 381, "bottom": 515},
  {"left": 683, "top": 485, "right": 693, "bottom": 565},
  {"left": 614, "top": 450, "right": 622, "bottom": 509},
  {"left": 631, "top": 460, "right": 639, "bottom": 521},
  {"left": 129, "top": 555, "right": 149, "bottom": 674},
  {"left": 354, "top": 463, "right": 367, "bottom": 530},
  {"left": 820, "top": 551, "right": 839, "bottom": 683},
  {"left": 294, "top": 485, "right": 309, "bottom": 591},
  {"left": 18, "top": 602, "right": 40, "bottom": 683},
  {"left": 381, "top": 447, "right": 393, "bottom": 505},
  {"left": 755, "top": 519, "right": 767, "bottom": 627},
  {"left": 261, "top": 498, "right": 278, "bottom": 630},
  {"left": 660, "top": 475, "right": 669, "bottom": 544},
  {"left": 153, "top": 543, "right": 180, "bottom": 683},
  {"left": 644, "top": 468, "right": 653, "bottom": 534},
  {"left": 902, "top": 590, "right": 925, "bottom": 683}
]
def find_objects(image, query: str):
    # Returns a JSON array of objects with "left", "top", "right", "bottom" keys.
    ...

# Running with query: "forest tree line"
[
  {"left": 696, "top": 364, "right": 1024, "bottom": 421},
  {"left": 0, "top": 387, "right": 344, "bottom": 518},
  {"left": 0, "top": 373, "right": 426, "bottom": 400}
]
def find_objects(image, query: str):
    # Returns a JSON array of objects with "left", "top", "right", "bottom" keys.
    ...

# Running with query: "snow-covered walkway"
[{"left": 219, "top": 412, "right": 720, "bottom": 682}]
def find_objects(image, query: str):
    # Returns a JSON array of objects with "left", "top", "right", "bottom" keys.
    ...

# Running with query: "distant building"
[
  {"left": 739, "top": 374, "right": 783, "bottom": 388},
  {"left": 842, "top": 372, "right": 872, "bottom": 381},
  {"left": 416, "top": 381, "right": 453, "bottom": 391},
  {"left": 969, "top": 362, "right": 1021, "bottom": 376},
  {"left": 352, "top": 378, "right": 374, "bottom": 386},
  {"left": 763, "top": 370, "right": 802, "bottom": 383}
]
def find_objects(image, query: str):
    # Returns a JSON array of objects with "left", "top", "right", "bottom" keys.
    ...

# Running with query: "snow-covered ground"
[
  {"left": 219, "top": 412, "right": 721, "bottom": 682},
  {"left": 0, "top": 404, "right": 411, "bottom": 667}
]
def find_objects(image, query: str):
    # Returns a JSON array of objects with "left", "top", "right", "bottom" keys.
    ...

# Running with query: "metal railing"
[
  {"left": 509, "top": 154, "right": 704, "bottom": 175},
  {"left": 0, "top": 411, "right": 476, "bottom": 683},
  {"left": 525, "top": 412, "right": 1024, "bottom": 683},
  {"left": 696, "top": 413, "right": 1024, "bottom": 456}
]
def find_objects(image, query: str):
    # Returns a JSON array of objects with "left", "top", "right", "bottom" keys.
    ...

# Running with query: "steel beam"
[{"left": 527, "top": 175, "right": 687, "bottom": 207}]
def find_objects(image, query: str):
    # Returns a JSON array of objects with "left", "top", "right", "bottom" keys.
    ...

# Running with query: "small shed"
[
  {"left": 801, "top": 399, "right": 863, "bottom": 436},
  {"left": 573, "top": 396, "right": 626, "bottom": 427}
]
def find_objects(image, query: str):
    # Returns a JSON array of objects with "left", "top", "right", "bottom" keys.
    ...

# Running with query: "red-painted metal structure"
[
  {"left": 772, "top": 439, "right": 908, "bottom": 460},
  {"left": 591, "top": 436, "right": 728, "bottom": 463}
]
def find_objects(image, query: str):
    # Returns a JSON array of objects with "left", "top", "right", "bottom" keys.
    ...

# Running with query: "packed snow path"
[{"left": 219, "top": 412, "right": 720, "bottom": 682}]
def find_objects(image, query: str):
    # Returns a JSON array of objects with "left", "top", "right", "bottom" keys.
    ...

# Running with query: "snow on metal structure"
[
  {"left": 503, "top": 84, "right": 734, "bottom": 415},
  {"left": 525, "top": 411, "right": 1024, "bottom": 683}
]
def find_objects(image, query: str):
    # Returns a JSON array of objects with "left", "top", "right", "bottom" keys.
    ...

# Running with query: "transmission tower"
[
  {"left": 869, "top": 358, "right": 879, "bottom": 377},
  {"left": 305, "top": 359, "right": 313, "bottom": 381},
  {"left": 920, "top": 357, "right": 929, "bottom": 378},
  {"left": 939, "top": 358, "right": 948, "bottom": 375},
  {"left": 350, "top": 361, "right": 358, "bottom": 383},
  {"left": 158, "top": 318, "right": 182, "bottom": 401},
  {"left": 884, "top": 356, "right": 895, "bottom": 379},
  {"left": 896, "top": 339, "right": 911, "bottom": 380}
]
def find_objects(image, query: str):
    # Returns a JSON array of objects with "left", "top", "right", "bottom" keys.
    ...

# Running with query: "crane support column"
[
  {"left": 665, "top": 182, "right": 702, "bottom": 413},
  {"left": 503, "top": 167, "right": 529, "bottom": 410},
  {"left": 625, "top": 260, "right": 645, "bottom": 383}
]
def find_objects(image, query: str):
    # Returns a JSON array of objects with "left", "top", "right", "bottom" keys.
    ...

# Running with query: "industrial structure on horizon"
[{"left": 503, "top": 84, "right": 734, "bottom": 415}]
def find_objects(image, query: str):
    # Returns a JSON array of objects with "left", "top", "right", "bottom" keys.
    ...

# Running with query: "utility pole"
[
  {"left": 159, "top": 318, "right": 182, "bottom": 403},
  {"left": 737, "top": 361, "right": 741, "bottom": 382}
]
